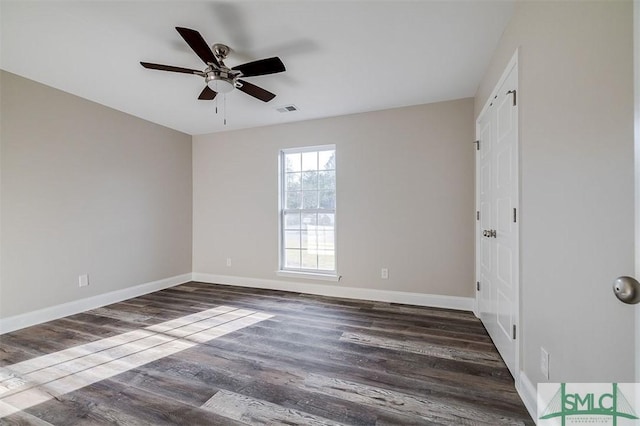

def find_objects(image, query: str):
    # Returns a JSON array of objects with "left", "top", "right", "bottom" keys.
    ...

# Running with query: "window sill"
[{"left": 276, "top": 270, "right": 341, "bottom": 282}]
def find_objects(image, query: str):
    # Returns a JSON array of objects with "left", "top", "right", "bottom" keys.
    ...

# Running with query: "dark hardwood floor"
[{"left": 0, "top": 282, "right": 533, "bottom": 425}]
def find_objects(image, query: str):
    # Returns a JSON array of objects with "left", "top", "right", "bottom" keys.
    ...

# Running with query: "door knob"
[
  {"left": 483, "top": 230, "right": 488, "bottom": 237},
  {"left": 613, "top": 276, "right": 640, "bottom": 304}
]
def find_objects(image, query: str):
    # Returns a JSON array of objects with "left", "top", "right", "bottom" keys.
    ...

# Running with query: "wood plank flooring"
[{"left": 0, "top": 282, "right": 533, "bottom": 425}]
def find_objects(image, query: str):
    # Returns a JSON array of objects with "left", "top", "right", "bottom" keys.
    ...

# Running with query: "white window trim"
[
  {"left": 276, "top": 270, "right": 341, "bottom": 282},
  {"left": 278, "top": 144, "right": 338, "bottom": 277}
]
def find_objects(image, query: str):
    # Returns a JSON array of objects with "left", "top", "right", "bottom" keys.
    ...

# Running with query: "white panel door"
[
  {"left": 477, "top": 109, "right": 493, "bottom": 321},
  {"left": 476, "top": 60, "right": 519, "bottom": 378}
]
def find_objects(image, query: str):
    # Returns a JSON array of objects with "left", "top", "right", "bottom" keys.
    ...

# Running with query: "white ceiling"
[{"left": 0, "top": 1, "right": 514, "bottom": 136}]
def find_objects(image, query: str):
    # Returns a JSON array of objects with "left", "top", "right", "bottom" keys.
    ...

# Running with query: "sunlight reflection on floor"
[{"left": 0, "top": 305, "right": 273, "bottom": 417}]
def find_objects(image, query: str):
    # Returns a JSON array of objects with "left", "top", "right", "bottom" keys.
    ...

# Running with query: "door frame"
[{"left": 475, "top": 49, "right": 520, "bottom": 382}]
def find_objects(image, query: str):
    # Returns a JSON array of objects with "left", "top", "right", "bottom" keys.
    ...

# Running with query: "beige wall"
[
  {"left": 193, "top": 99, "right": 475, "bottom": 298},
  {"left": 0, "top": 71, "right": 193, "bottom": 318},
  {"left": 635, "top": 0, "right": 640, "bottom": 383},
  {"left": 476, "top": 1, "right": 635, "bottom": 384}
]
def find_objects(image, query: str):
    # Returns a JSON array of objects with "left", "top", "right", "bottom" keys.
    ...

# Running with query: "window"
[{"left": 279, "top": 145, "right": 336, "bottom": 277}]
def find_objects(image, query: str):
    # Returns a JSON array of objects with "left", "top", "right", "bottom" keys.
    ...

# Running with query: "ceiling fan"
[{"left": 140, "top": 27, "right": 285, "bottom": 102}]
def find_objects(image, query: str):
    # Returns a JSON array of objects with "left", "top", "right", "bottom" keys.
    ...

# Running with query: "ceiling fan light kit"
[
  {"left": 140, "top": 27, "right": 285, "bottom": 103},
  {"left": 206, "top": 73, "right": 235, "bottom": 94}
]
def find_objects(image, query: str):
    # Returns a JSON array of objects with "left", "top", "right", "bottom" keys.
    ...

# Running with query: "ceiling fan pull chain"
[{"left": 224, "top": 94, "right": 227, "bottom": 126}]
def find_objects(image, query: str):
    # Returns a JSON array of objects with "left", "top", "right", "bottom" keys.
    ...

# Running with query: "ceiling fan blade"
[
  {"left": 140, "top": 62, "right": 201, "bottom": 75},
  {"left": 237, "top": 80, "right": 276, "bottom": 102},
  {"left": 232, "top": 57, "right": 285, "bottom": 77},
  {"left": 175, "top": 27, "right": 219, "bottom": 67},
  {"left": 198, "top": 86, "right": 218, "bottom": 100}
]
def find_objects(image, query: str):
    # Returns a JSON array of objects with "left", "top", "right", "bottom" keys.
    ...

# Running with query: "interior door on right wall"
[{"left": 476, "top": 61, "right": 519, "bottom": 378}]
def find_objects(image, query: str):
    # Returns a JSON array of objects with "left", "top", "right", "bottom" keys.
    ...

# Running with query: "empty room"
[{"left": 1, "top": 1, "right": 638, "bottom": 425}]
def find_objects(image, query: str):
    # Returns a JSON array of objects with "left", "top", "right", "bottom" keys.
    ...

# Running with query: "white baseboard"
[
  {"left": 517, "top": 370, "right": 538, "bottom": 424},
  {"left": 191, "top": 273, "right": 474, "bottom": 311},
  {"left": 0, "top": 273, "right": 192, "bottom": 334},
  {"left": 1, "top": 272, "right": 474, "bottom": 334}
]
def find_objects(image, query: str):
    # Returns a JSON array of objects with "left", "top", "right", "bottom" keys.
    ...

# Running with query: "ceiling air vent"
[{"left": 276, "top": 105, "right": 298, "bottom": 113}]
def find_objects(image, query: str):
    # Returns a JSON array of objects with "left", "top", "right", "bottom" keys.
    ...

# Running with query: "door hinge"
[
  {"left": 513, "top": 208, "right": 517, "bottom": 223},
  {"left": 507, "top": 89, "right": 517, "bottom": 106},
  {"left": 473, "top": 140, "right": 480, "bottom": 151},
  {"left": 512, "top": 324, "right": 517, "bottom": 340},
  {"left": 476, "top": 211, "right": 480, "bottom": 221},
  {"left": 476, "top": 281, "right": 480, "bottom": 291}
]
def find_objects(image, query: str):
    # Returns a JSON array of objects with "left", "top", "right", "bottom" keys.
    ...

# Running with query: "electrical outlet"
[
  {"left": 78, "top": 274, "right": 89, "bottom": 288},
  {"left": 226, "top": 257, "right": 232, "bottom": 267},
  {"left": 541, "top": 347, "right": 549, "bottom": 379},
  {"left": 381, "top": 268, "right": 389, "bottom": 279}
]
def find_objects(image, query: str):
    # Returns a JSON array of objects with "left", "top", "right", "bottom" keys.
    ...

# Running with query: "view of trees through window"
[{"left": 281, "top": 147, "right": 336, "bottom": 273}]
